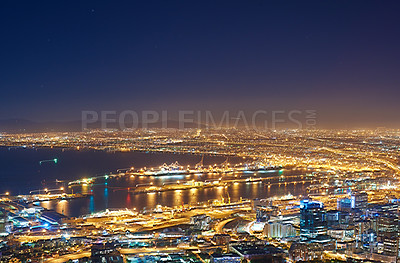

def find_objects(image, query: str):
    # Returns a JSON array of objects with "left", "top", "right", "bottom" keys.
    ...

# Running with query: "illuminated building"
[
  {"left": 337, "top": 198, "right": 352, "bottom": 212},
  {"left": 91, "top": 242, "right": 123, "bottom": 263},
  {"left": 351, "top": 192, "right": 368, "bottom": 210},
  {"left": 289, "top": 242, "right": 323, "bottom": 262},
  {"left": 377, "top": 214, "right": 398, "bottom": 257},
  {"left": 190, "top": 214, "right": 212, "bottom": 231},
  {"left": 300, "top": 200, "right": 327, "bottom": 240},
  {"left": 229, "top": 242, "right": 285, "bottom": 262},
  {"left": 263, "top": 217, "right": 297, "bottom": 238},
  {"left": 211, "top": 253, "right": 241, "bottom": 263}
]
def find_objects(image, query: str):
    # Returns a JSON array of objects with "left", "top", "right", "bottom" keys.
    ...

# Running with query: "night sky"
[{"left": 1, "top": 1, "right": 400, "bottom": 128}]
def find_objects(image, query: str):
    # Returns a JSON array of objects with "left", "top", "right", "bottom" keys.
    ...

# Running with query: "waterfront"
[
  {"left": 0, "top": 147, "right": 309, "bottom": 217},
  {"left": 41, "top": 169, "right": 309, "bottom": 217},
  {"left": 2, "top": 129, "right": 400, "bottom": 263},
  {"left": 0, "top": 146, "right": 237, "bottom": 194}
]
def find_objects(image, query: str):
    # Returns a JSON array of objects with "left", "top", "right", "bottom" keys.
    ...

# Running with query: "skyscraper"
[
  {"left": 377, "top": 214, "right": 399, "bottom": 257},
  {"left": 300, "top": 200, "right": 327, "bottom": 240},
  {"left": 351, "top": 192, "right": 368, "bottom": 210}
]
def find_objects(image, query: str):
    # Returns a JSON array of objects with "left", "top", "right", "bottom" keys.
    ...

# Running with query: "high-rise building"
[
  {"left": 351, "top": 192, "right": 368, "bottom": 210},
  {"left": 338, "top": 198, "right": 352, "bottom": 212},
  {"left": 300, "top": 200, "right": 326, "bottom": 240},
  {"left": 377, "top": 214, "right": 399, "bottom": 256}
]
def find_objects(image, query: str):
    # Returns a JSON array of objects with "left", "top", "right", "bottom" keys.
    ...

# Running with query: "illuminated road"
[
  {"left": 215, "top": 218, "right": 236, "bottom": 234},
  {"left": 45, "top": 251, "right": 91, "bottom": 263},
  {"left": 321, "top": 146, "right": 400, "bottom": 174}
]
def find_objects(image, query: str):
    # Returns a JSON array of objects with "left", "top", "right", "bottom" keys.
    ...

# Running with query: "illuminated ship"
[{"left": 140, "top": 162, "right": 187, "bottom": 176}]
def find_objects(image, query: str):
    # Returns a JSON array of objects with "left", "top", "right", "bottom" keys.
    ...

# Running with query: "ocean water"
[{"left": 0, "top": 147, "right": 308, "bottom": 217}]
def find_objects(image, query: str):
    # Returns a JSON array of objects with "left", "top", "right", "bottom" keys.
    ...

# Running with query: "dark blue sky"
[{"left": 1, "top": 1, "right": 400, "bottom": 127}]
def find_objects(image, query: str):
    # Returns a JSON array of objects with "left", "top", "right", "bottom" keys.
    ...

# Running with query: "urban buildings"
[
  {"left": 1, "top": 129, "right": 400, "bottom": 262},
  {"left": 299, "top": 199, "right": 327, "bottom": 240}
]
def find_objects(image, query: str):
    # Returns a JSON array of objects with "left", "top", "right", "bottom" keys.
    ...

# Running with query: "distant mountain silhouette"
[
  {"left": 0, "top": 118, "right": 206, "bottom": 132},
  {"left": 0, "top": 119, "right": 82, "bottom": 132}
]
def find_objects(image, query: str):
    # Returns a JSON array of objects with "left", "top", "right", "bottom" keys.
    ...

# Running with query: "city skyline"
[{"left": 2, "top": 2, "right": 400, "bottom": 262}]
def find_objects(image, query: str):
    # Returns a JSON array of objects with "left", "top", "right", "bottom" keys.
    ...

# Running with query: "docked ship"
[{"left": 139, "top": 162, "right": 188, "bottom": 176}]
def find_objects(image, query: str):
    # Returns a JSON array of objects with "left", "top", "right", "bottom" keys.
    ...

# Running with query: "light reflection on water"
[
  {"left": 1, "top": 147, "right": 311, "bottom": 217},
  {"left": 41, "top": 169, "right": 310, "bottom": 217},
  {"left": 89, "top": 195, "right": 95, "bottom": 214}
]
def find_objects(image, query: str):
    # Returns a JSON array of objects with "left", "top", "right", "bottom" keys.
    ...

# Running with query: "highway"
[
  {"left": 45, "top": 251, "right": 91, "bottom": 263},
  {"left": 215, "top": 218, "right": 237, "bottom": 234}
]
